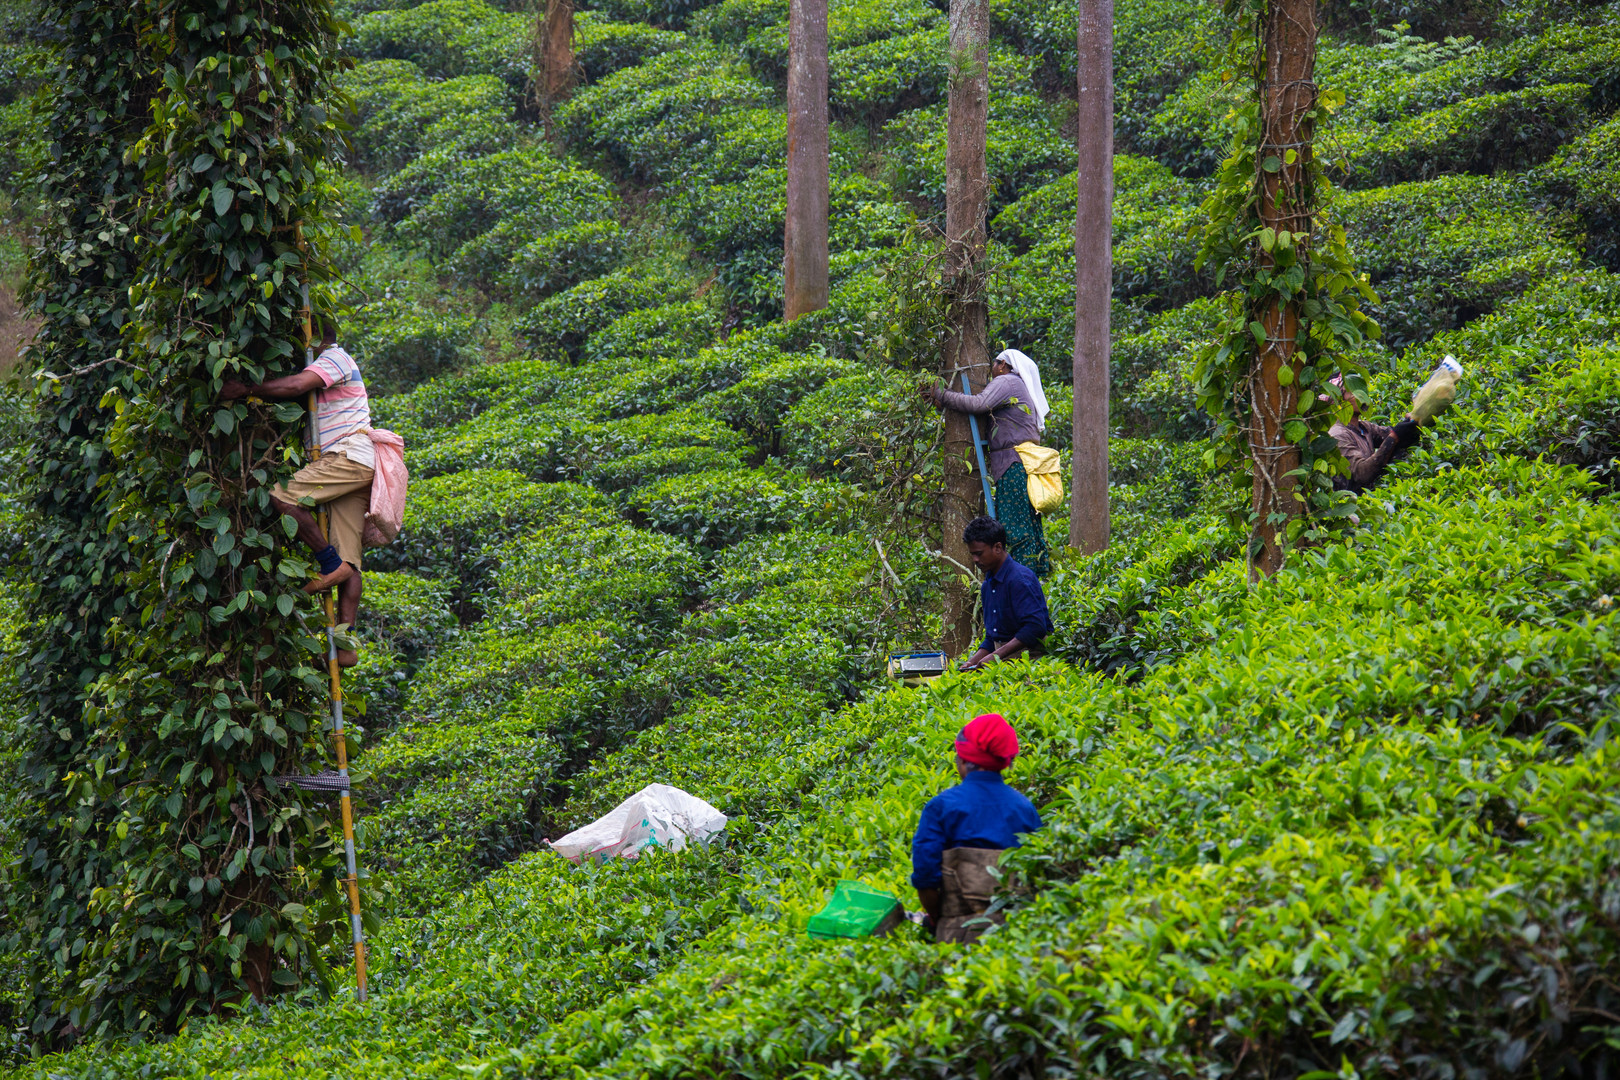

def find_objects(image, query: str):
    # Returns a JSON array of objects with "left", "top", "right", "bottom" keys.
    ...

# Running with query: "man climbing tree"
[
  {"left": 784, "top": 0, "right": 829, "bottom": 319},
  {"left": 938, "top": 0, "right": 992, "bottom": 656},
  {"left": 1071, "top": 0, "right": 1112, "bottom": 554}
]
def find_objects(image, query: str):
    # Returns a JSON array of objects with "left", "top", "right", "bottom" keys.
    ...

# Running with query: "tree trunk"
[
  {"left": 1070, "top": 0, "right": 1112, "bottom": 554},
  {"left": 1249, "top": 0, "right": 1316, "bottom": 578},
  {"left": 535, "top": 0, "right": 576, "bottom": 107},
  {"left": 940, "top": 0, "right": 991, "bottom": 656},
  {"left": 784, "top": 0, "right": 829, "bottom": 320}
]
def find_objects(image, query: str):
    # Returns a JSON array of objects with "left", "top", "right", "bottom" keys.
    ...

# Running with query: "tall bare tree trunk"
[
  {"left": 784, "top": 0, "right": 829, "bottom": 320},
  {"left": 534, "top": 0, "right": 576, "bottom": 113},
  {"left": 940, "top": 0, "right": 991, "bottom": 656},
  {"left": 1249, "top": 0, "right": 1316, "bottom": 578},
  {"left": 1070, "top": 0, "right": 1112, "bottom": 554}
]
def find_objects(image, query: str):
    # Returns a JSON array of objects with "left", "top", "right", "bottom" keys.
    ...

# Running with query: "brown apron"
[{"left": 936, "top": 846, "right": 1005, "bottom": 945}]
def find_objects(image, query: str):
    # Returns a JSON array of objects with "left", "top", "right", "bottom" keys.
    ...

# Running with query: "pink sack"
[{"left": 362, "top": 429, "right": 408, "bottom": 549}]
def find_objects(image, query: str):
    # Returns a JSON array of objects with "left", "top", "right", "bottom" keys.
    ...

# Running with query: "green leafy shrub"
[
  {"left": 741, "top": 0, "right": 941, "bottom": 84},
  {"left": 884, "top": 91, "right": 1074, "bottom": 215},
  {"left": 582, "top": 0, "right": 722, "bottom": 30},
  {"left": 368, "top": 471, "right": 621, "bottom": 608},
  {"left": 340, "top": 63, "right": 514, "bottom": 173},
  {"left": 828, "top": 27, "right": 947, "bottom": 125},
  {"left": 1381, "top": 271, "right": 1620, "bottom": 488},
  {"left": 1539, "top": 112, "right": 1620, "bottom": 270},
  {"left": 500, "top": 219, "right": 627, "bottom": 301},
  {"left": 585, "top": 297, "right": 722, "bottom": 362},
  {"left": 577, "top": 13, "right": 687, "bottom": 79},
  {"left": 990, "top": 154, "right": 1197, "bottom": 254},
  {"left": 557, "top": 48, "right": 776, "bottom": 183},
  {"left": 346, "top": 572, "right": 460, "bottom": 729},
  {"left": 703, "top": 354, "right": 851, "bottom": 453},
  {"left": 492, "top": 524, "right": 701, "bottom": 633},
  {"left": 349, "top": 0, "right": 529, "bottom": 96},
  {"left": 517, "top": 263, "right": 695, "bottom": 361},
  {"left": 627, "top": 467, "right": 852, "bottom": 546},
  {"left": 591, "top": 346, "right": 752, "bottom": 416},
  {"left": 1343, "top": 82, "right": 1594, "bottom": 187},
  {"left": 690, "top": 0, "right": 785, "bottom": 44},
  {"left": 585, "top": 445, "right": 748, "bottom": 490},
  {"left": 389, "top": 149, "right": 618, "bottom": 293},
  {"left": 347, "top": 296, "right": 481, "bottom": 396},
  {"left": 1111, "top": 296, "right": 1224, "bottom": 438},
  {"left": 1338, "top": 174, "right": 1583, "bottom": 349}
]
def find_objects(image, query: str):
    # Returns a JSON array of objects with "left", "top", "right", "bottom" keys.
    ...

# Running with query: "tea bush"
[
  {"left": 585, "top": 297, "right": 723, "bottom": 363},
  {"left": 1337, "top": 174, "right": 1585, "bottom": 349},
  {"left": 741, "top": 0, "right": 941, "bottom": 84},
  {"left": 517, "top": 263, "right": 697, "bottom": 360},
  {"left": 469, "top": 459, "right": 1620, "bottom": 1080},
  {"left": 703, "top": 353, "right": 851, "bottom": 453},
  {"left": 577, "top": 14, "right": 688, "bottom": 80},
  {"left": 1343, "top": 82, "right": 1594, "bottom": 187},
  {"left": 829, "top": 27, "right": 948, "bottom": 125},
  {"left": 347, "top": 297, "right": 481, "bottom": 395},
  {"left": 884, "top": 90, "right": 1074, "bottom": 214},
  {"left": 627, "top": 467, "right": 853, "bottom": 546},
  {"left": 349, "top": 0, "right": 529, "bottom": 96},
  {"left": 1540, "top": 112, "right": 1620, "bottom": 270},
  {"left": 340, "top": 63, "right": 514, "bottom": 173},
  {"left": 585, "top": 445, "right": 749, "bottom": 490},
  {"left": 557, "top": 48, "right": 776, "bottom": 183},
  {"left": 391, "top": 150, "right": 619, "bottom": 291},
  {"left": 367, "top": 471, "right": 621, "bottom": 608}
]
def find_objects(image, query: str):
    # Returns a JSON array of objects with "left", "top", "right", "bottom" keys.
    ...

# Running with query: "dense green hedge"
[{"left": 349, "top": 0, "right": 529, "bottom": 96}]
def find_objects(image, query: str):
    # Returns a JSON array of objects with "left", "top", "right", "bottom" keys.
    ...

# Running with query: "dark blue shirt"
[
  {"left": 910, "top": 771, "right": 1043, "bottom": 889},
  {"left": 980, "top": 556, "right": 1052, "bottom": 652}
]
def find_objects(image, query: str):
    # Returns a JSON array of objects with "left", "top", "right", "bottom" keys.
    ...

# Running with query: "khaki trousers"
[{"left": 272, "top": 452, "right": 374, "bottom": 570}]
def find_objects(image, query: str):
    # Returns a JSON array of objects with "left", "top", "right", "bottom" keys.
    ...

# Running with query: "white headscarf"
[{"left": 997, "top": 349, "right": 1050, "bottom": 433}]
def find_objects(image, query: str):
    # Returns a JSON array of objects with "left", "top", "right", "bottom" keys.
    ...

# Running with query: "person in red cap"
[{"left": 910, "top": 713, "right": 1043, "bottom": 944}]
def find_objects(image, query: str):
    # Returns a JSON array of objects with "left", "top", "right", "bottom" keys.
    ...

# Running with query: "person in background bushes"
[
  {"left": 911, "top": 712, "right": 1043, "bottom": 945},
  {"left": 922, "top": 349, "right": 1053, "bottom": 578},
  {"left": 1326, "top": 373, "right": 1421, "bottom": 493},
  {"left": 957, "top": 516, "right": 1052, "bottom": 672}
]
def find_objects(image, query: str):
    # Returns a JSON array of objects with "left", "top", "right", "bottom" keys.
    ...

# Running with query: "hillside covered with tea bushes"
[{"left": 2, "top": 0, "right": 1619, "bottom": 1072}]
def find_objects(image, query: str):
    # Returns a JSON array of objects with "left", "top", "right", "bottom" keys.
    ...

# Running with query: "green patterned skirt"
[{"left": 997, "top": 460, "right": 1052, "bottom": 579}]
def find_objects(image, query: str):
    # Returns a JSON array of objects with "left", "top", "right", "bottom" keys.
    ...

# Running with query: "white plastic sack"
[{"left": 549, "top": 784, "right": 727, "bottom": 863}]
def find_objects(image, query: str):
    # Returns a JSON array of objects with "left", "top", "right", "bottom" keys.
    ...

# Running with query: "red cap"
[{"left": 955, "top": 713, "right": 1020, "bottom": 770}]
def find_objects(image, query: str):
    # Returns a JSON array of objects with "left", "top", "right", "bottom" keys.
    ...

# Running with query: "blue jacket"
[
  {"left": 980, "top": 556, "right": 1052, "bottom": 652},
  {"left": 910, "top": 771, "right": 1043, "bottom": 890}
]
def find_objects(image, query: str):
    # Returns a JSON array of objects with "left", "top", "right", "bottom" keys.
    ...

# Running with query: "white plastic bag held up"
[{"left": 549, "top": 784, "right": 727, "bottom": 863}]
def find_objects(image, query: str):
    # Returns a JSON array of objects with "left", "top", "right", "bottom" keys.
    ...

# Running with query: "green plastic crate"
[{"left": 807, "top": 880, "right": 903, "bottom": 940}]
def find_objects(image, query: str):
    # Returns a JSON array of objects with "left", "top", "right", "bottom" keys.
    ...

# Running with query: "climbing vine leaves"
[
  {"left": 14, "top": 0, "right": 351, "bottom": 1043},
  {"left": 1193, "top": 0, "right": 1380, "bottom": 569}
]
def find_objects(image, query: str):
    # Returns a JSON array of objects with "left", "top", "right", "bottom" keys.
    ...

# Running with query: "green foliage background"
[{"left": 0, "top": 0, "right": 1616, "bottom": 1071}]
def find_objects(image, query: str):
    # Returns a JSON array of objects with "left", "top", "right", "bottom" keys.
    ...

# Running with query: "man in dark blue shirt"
[
  {"left": 911, "top": 712, "right": 1043, "bottom": 943},
  {"left": 959, "top": 516, "right": 1052, "bottom": 672}
]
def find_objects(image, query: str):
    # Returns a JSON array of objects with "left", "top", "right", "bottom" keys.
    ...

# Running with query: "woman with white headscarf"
[{"left": 922, "top": 348, "right": 1053, "bottom": 578}]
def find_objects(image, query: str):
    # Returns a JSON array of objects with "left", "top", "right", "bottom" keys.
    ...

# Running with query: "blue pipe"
[{"left": 961, "top": 372, "right": 996, "bottom": 518}]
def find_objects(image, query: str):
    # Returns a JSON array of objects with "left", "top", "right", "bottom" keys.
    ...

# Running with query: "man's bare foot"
[
  {"left": 303, "top": 562, "right": 356, "bottom": 595},
  {"left": 337, "top": 648, "right": 360, "bottom": 668}
]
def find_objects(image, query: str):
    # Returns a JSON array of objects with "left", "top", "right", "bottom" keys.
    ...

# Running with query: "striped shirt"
[{"left": 308, "top": 346, "right": 374, "bottom": 468}]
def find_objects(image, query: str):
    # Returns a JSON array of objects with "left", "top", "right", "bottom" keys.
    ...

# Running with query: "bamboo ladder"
[{"left": 298, "top": 267, "right": 368, "bottom": 1003}]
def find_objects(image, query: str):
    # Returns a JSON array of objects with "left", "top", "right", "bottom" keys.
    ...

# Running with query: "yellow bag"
[{"left": 1014, "top": 442, "right": 1063, "bottom": 515}]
